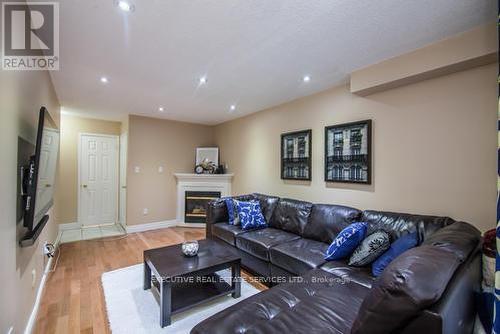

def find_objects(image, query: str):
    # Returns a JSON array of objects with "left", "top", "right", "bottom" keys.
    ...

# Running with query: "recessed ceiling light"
[
  {"left": 117, "top": 1, "right": 134, "bottom": 12},
  {"left": 303, "top": 75, "right": 311, "bottom": 83},
  {"left": 199, "top": 76, "right": 207, "bottom": 85},
  {"left": 158, "top": 106, "right": 164, "bottom": 112},
  {"left": 229, "top": 105, "right": 236, "bottom": 111},
  {"left": 100, "top": 76, "right": 108, "bottom": 83}
]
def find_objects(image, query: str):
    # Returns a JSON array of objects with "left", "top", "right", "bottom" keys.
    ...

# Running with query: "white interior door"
[
  {"left": 119, "top": 132, "right": 128, "bottom": 228},
  {"left": 35, "top": 128, "right": 59, "bottom": 215},
  {"left": 79, "top": 134, "right": 119, "bottom": 227}
]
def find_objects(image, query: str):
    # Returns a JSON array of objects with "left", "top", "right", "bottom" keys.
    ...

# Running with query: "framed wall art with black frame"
[
  {"left": 324, "top": 120, "right": 372, "bottom": 184},
  {"left": 281, "top": 129, "right": 312, "bottom": 181}
]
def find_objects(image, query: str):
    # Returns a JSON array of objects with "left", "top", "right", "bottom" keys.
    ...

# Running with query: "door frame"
[
  {"left": 119, "top": 132, "right": 128, "bottom": 229},
  {"left": 77, "top": 132, "right": 120, "bottom": 228}
]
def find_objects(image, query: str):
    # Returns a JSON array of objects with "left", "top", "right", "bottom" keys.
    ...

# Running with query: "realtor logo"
[{"left": 2, "top": 2, "right": 59, "bottom": 70}]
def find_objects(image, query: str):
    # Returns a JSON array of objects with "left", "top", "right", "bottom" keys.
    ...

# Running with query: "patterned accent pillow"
[
  {"left": 324, "top": 222, "right": 367, "bottom": 261},
  {"left": 348, "top": 230, "right": 391, "bottom": 267},
  {"left": 223, "top": 198, "right": 240, "bottom": 225},
  {"left": 235, "top": 200, "right": 267, "bottom": 231}
]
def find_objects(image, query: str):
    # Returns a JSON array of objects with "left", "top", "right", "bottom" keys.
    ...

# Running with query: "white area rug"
[{"left": 101, "top": 264, "right": 260, "bottom": 333}]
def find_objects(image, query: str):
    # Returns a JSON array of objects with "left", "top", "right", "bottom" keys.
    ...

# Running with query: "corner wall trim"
[
  {"left": 24, "top": 232, "right": 61, "bottom": 334},
  {"left": 125, "top": 219, "right": 178, "bottom": 233}
]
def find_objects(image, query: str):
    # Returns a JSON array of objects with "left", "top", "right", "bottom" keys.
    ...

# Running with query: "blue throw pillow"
[
  {"left": 324, "top": 222, "right": 367, "bottom": 261},
  {"left": 223, "top": 198, "right": 240, "bottom": 225},
  {"left": 235, "top": 200, "right": 267, "bottom": 231},
  {"left": 372, "top": 232, "right": 418, "bottom": 277}
]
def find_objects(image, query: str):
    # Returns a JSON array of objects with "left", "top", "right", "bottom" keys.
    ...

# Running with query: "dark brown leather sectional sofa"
[{"left": 192, "top": 193, "right": 481, "bottom": 334}]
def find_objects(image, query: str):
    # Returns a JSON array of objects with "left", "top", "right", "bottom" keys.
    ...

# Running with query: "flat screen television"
[{"left": 20, "top": 107, "right": 59, "bottom": 246}]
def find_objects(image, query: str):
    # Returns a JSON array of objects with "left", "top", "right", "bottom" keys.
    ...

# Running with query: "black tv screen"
[{"left": 24, "top": 107, "right": 59, "bottom": 231}]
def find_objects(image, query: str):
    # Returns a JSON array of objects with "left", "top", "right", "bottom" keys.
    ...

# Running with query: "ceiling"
[{"left": 51, "top": 0, "right": 496, "bottom": 125}]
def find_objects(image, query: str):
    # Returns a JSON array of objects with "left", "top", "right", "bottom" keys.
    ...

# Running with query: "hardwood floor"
[{"left": 34, "top": 227, "right": 267, "bottom": 334}]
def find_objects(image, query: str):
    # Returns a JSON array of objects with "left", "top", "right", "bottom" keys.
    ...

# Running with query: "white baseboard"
[
  {"left": 125, "top": 220, "right": 206, "bottom": 233},
  {"left": 24, "top": 235, "right": 61, "bottom": 334},
  {"left": 58, "top": 222, "right": 79, "bottom": 231},
  {"left": 126, "top": 219, "right": 178, "bottom": 233}
]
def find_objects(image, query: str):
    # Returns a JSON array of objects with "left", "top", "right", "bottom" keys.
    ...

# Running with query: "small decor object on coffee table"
[
  {"left": 325, "top": 120, "right": 372, "bottom": 184},
  {"left": 281, "top": 129, "right": 312, "bottom": 180},
  {"left": 181, "top": 240, "right": 199, "bottom": 256},
  {"left": 144, "top": 239, "right": 241, "bottom": 328}
]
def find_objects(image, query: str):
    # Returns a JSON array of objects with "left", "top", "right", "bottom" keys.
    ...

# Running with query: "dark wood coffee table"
[{"left": 143, "top": 239, "right": 241, "bottom": 327}]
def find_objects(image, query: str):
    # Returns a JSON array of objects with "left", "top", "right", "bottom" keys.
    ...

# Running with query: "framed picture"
[
  {"left": 196, "top": 147, "right": 219, "bottom": 166},
  {"left": 281, "top": 129, "right": 312, "bottom": 180},
  {"left": 324, "top": 120, "right": 372, "bottom": 184}
]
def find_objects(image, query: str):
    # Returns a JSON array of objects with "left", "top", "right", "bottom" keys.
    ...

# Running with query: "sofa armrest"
[
  {"left": 206, "top": 199, "right": 228, "bottom": 239},
  {"left": 400, "top": 245, "right": 481, "bottom": 334},
  {"left": 206, "top": 194, "right": 255, "bottom": 238}
]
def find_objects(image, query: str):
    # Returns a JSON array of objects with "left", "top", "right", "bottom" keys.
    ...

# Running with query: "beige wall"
[
  {"left": 215, "top": 63, "right": 497, "bottom": 232},
  {"left": 55, "top": 114, "right": 122, "bottom": 224},
  {"left": 0, "top": 69, "right": 60, "bottom": 333},
  {"left": 127, "top": 115, "right": 215, "bottom": 225}
]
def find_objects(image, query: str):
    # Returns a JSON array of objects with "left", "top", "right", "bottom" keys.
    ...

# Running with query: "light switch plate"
[
  {"left": 134, "top": 166, "right": 140, "bottom": 173},
  {"left": 158, "top": 166, "right": 164, "bottom": 173}
]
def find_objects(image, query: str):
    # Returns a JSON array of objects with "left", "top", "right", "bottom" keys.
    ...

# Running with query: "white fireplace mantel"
[
  {"left": 174, "top": 173, "right": 234, "bottom": 227},
  {"left": 174, "top": 173, "right": 234, "bottom": 183}
]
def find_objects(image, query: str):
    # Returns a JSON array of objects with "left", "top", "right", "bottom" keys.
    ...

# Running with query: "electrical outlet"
[
  {"left": 143, "top": 208, "right": 149, "bottom": 215},
  {"left": 43, "top": 241, "right": 55, "bottom": 257},
  {"left": 31, "top": 269, "right": 36, "bottom": 288}
]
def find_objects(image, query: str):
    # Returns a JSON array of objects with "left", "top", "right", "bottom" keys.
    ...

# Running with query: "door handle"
[
  {"left": 82, "top": 184, "right": 88, "bottom": 188},
  {"left": 121, "top": 186, "right": 127, "bottom": 189},
  {"left": 45, "top": 184, "right": 52, "bottom": 188}
]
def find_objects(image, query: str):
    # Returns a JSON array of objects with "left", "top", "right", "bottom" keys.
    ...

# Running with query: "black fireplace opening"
[{"left": 185, "top": 191, "right": 221, "bottom": 223}]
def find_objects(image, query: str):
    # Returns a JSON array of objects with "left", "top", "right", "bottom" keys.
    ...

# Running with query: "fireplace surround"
[{"left": 174, "top": 173, "right": 233, "bottom": 227}]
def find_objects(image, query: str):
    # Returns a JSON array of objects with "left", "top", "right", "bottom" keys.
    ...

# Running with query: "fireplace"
[
  {"left": 174, "top": 173, "right": 233, "bottom": 227},
  {"left": 184, "top": 191, "right": 221, "bottom": 223}
]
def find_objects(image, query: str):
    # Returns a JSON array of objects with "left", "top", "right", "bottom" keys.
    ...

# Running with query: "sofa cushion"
[
  {"left": 211, "top": 223, "right": 249, "bottom": 246},
  {"left": 235, "top": 200, "right": 267, "bottom": 230},
  {"left": 321, "top": 260, "right": 376, "bottom": 288},
  {"left": 324, "top": 222, "right": 367, "bottom": 261},
  {"left": 348, "top": 230, "right": 390, "bottom": 267},
  {"left": 235, "top": 228, "right": 300, "bottom": 261},
  {"left": 303, "top": 204, "right": 362, "bottom": 243},
  {"left": 223, "top": 198, "right": 240, "bottom": 225},
  {"left": 206, "top": 194, "right": 254, "bottom": 238},
  {"left": 361, "top": 210, "right": 455, "bottom": 242},
  {"left": 191, "top": 269, "right": 370, "bottom": 334},
  {"left": 269, "top": 198, "right": 313, "bottom": 235},
  {"left": 372, "top": 232, "right": 418, "bottom": 277},
  {"left": 252, "top": 193, "right": 280, "bottom": 223},
  {"left": 269, "top": 238, "right": 328, "bottom": 275}
]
